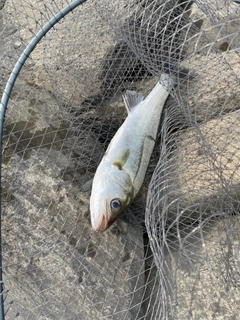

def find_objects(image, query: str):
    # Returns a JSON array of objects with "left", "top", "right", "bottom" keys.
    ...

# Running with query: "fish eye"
[{"left": 110, "top": 199, "right": 122, "bottom": 214}]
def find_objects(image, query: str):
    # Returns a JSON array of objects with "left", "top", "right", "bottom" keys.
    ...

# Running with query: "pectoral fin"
[
  {"left": 123, "top": 90, "right": 144, "bottom": 113},
  {"left": 112, "top": 148, "right": 130, "bottom": 170}
]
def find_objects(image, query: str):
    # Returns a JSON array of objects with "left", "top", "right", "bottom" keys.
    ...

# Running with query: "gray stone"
[
  {"left": 1, "top": 0, "right": 240, "bottom": 319},
  {"left": 0, "top": 1, "right": 148, "bottom": 319},
  {"left": 169, "top": 111, "right": 240, "bottom": 219},
  {"left": 2, "top": 149, "right": 145, "bottom": 319},
  {"left": 162, "top": 217, "right": 240, "bottom": 319}
]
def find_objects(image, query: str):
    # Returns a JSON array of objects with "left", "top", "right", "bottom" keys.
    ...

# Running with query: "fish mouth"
[
  {"left": 91, "top": 200, "right": 122, "bottom": 232},
  {"left": 92, "top": 213, "right": 119, "bottom": 232},
  {"left": 93, "top": 214, "right": 108, "bottom": 232}
]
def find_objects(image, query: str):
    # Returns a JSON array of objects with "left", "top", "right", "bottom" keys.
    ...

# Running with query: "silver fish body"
[{"left": 90, "top": 74, "right": 174, "bottom": 231}]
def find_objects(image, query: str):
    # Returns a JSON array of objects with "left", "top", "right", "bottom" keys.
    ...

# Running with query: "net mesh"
[{"left": 1, "top": 0, "right": 240, "bottom": 319}]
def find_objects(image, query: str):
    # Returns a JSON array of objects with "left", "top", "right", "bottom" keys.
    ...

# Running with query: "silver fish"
[{"left": 90, "top": 73, "right": 177, "bottom": 231}]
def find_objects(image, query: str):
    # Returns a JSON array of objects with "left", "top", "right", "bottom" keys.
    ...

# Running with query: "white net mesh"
[{"left": 1, "top": 0, "right": 240, "bottom": 319}]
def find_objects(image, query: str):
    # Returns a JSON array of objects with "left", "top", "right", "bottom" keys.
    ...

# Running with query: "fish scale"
[{"left": 90, "top": 73, "right": 175, "bottom": 231}]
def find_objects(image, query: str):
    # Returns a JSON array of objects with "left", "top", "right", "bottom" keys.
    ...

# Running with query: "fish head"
[{"left": 90, "top": 170, "right": 134, "bottom": 232}]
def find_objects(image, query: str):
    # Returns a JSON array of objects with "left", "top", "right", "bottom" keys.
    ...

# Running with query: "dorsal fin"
[{"left": 122, "top": 90, "right": 144, "bottom": 113}]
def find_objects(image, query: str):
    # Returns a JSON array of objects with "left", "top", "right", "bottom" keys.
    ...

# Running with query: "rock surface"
[
  {"left": 1, "top": 1, "right": 148, "bottom": 319},
  {"left": 1, "top": 1, "right": 240, "bottom": 320},
  {"left": 146, "top": 2, "right": 240, "bottom": 319},
  {"left": 168, "top": 110, "right": 240, "bottom": 220},
  {"left": 2, "top": 149, "right": 145, "bottom": 320},
  {"left": 163, "top": 216, "right": 240, "bottom": 319}
]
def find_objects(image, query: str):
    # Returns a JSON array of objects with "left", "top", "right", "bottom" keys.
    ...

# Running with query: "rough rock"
[
  {"left": 172, "top": 2, "right": 240, "bottom": 124},
  {"left": 146, "top": 4, "right": 240, "bottom": 318},
  {"left": 191, "top": 1, "right": 240, "bottom": 51},
  {"left": 2, "top": 148, "right": 145, "bottom": 320},
  {"left": 1, "top": 0, "right": 240, "bottom": 319},
  {"left": 189, "top": 2, "right": 235, "bottom": 52},
  {"left": 0, "top": 1, "right": 149, "bottom": 319},
  {"left": 180, "top": 52, "right": 240, "bottom": 123},
  {"left": 169, "top": 110, "right": 240, "bottom": 219},
  {"left": 147, "top": 109, "right": 240, "bottom": 319},
  {"left": 4, "top": 0, "right": 150, "bottom": 109},
  {"left": 161, "top": 216, "right": 240, "bottom": 319}
]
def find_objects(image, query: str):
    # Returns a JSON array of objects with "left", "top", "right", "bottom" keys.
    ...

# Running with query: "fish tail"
[{"left": 160, "top": 58, "right": 192, "bottom": 88}]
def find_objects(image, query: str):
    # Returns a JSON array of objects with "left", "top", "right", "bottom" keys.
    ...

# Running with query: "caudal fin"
[{"left": 160, "top": 58, "right": 194, "bottom": 87}]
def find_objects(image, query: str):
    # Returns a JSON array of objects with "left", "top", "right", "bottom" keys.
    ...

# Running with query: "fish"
[{"left": 90, "top": 68, "right": 182, "bottom": 231}]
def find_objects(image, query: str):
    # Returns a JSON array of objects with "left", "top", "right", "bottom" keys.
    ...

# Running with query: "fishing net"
[{"left": 0, "top": 0, "right": 240, "bottom": 319}]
